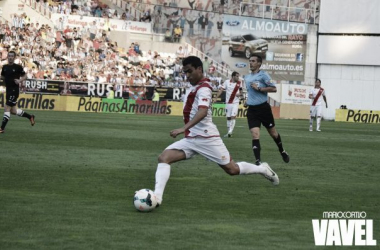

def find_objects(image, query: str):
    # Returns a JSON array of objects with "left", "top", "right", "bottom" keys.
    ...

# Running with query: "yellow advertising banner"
[
  {"left": 336, "top": 109, "right": 380, "bottom": 124},
  {"left": 1, "top": 93, "right": 273, "bottom": 119},
  {"left": 0, "top": 93, "right": 62, "bottom": 111},
  {"left": 168, "top": 102, "right": 183, "bottom": 116}
]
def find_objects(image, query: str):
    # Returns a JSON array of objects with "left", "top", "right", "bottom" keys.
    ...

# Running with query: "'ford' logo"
[
  {"left": 235, "top": 62, "right": 247, "bottom": 68},
  {"left": 226, "top": 21, "right": 240, "bottom": 26}
]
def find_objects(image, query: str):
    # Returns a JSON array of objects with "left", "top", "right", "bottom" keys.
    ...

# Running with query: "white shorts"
[
  {"left": 310, "top": 105, "right": 322, "bottom": 117},
  {"left": 225, "top": 103, "right": 239, "bottom": 117},
  {"left": 166, "top": 137, "right": 231, "bottom": 165}
]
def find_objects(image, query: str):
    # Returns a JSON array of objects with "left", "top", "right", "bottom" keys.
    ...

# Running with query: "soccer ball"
[{"left": 133, "top": 189, "right": 157, "bottom": 212}]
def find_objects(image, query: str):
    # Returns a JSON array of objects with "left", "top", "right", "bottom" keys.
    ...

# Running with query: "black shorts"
[
  {"left": 5, "top": 92, "right": 19, "bottom": 107},
  {"left": 247, "top": 102, "right": 275, "bottom": 129}
]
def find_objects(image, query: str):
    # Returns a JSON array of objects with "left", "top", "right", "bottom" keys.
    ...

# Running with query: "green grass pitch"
[{"left": 0, "top": 111, "right": 379, "bottom": 249}]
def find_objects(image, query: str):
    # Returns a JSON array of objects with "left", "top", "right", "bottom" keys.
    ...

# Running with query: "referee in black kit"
[
  {"left": 1, "top": 51, "right": 35, "bottom": 134},
  {"left": 244, "top": 55, "right": 289, "bottom": 165}
]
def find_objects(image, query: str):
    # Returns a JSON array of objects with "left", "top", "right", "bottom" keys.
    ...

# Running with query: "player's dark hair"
[
  {"left": 232, "top": 71, "right": 239, "bottom": 77},
  {"left": 316, "top": 78, "right": 321, "bottom": 83},
  {"left": 8, "top": 51, "right": 17, "bottom": 56},
  {"left": 183, "top": 56, "right": 203, "bottom": 72},
  {"left": 251, "top": 55, "right": 262, "bottom": 63}
]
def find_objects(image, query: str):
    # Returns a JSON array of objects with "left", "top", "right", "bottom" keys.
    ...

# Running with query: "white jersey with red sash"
[
  {"left": 310, "top": 87, "right": 325, "bottom": 106},
  {"left": 183, "top": 79, "right": 220, "bottom": 138},
  {"left": 222, "top": 79, "right": 241, "bottom": 104}
]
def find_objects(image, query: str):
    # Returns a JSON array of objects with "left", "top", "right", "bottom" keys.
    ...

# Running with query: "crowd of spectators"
[
  {"left": 33, "top": 0, "right": 151, "bottom": 22},
  {"left": 0, "top": 15, "right": 222, "bottom": 93},
  {"left": 239, "top": 0, "right": 318, "bottom": 23}
]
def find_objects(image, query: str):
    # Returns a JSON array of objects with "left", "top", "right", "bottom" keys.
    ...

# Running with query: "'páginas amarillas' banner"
[{"left": 336, "top": 109, "right": 380, "bottom": 124}]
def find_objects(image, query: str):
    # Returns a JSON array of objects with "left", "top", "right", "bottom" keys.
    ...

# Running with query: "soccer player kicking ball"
[
  {"left": 153, "top": 56, "right": 279, "bottom": 207},
  {"left": 1, "top": 51, "right": 35, "bottom": 134}
]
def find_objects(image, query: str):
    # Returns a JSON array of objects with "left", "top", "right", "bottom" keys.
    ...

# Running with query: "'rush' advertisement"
[
  {"left": 13, "top": 79, "right": 187, "bottom": 100},
  {"left": 222, "top": 15, "right": 308, "bottom": 83}
]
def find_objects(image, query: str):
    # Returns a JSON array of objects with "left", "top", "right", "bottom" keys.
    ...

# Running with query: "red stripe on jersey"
[
  {"left": 228, "top": 81, "right": 241, "bottom": 104},
  {"left": 312, "top": 88, "right": 324, "bottom": 106},
  {"left": 183, "top": 79, "right": 212, "bottom": 137}
]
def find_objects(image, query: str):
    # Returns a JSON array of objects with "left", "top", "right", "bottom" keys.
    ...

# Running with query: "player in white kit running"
[
  {"left": 309, "top": 79, "right": 328, "bottom": 131},
  {"left": 153, "top": 56, "right": 279, "bottom": 207},
  {"left": 214, "top": 71, "right": 243, "bottom": 137}
]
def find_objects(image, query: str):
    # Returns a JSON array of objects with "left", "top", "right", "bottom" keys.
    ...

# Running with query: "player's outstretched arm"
[{"left": 170, "top": 107, "right": 208, "bottom": 138}]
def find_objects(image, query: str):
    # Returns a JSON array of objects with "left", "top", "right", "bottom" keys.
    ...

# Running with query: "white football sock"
[
  {"left": 309, "top": 117, "right": 314, "bottom": 127},
  {"left": 227, "top": 120, "right": 231, "bottom": 132},
  {"left": 16, "top": 109, "right": 24, "bottom": 117},
  {"left": 317, "top": 117, "right": 321, "bottom": 130},
  {"left": 154, "top": 163, "right": 171, "bottom": 204},
  {"left": 237, "top": 162, "right": 266, "bottom": 175},
  {"left": 229, "top": 119, "right": 236, "bottom": 134}
]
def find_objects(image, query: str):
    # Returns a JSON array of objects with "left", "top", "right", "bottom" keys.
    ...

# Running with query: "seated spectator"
[
  {"left": 140, "top": 10, "right": 152, "bottom": 22},
  {"left": 176, "top": 46, "right": 185, "bottom": 59},
  {"left": 165, "top": 56, "right": 175, "bottom": 67},
  {"left": 88, "top": 21, "right": 98, "bottom": 40},
  {"left": 125, "top": 9, "right": 132, "bottom": 20},
  {"left": 94, "top": 7, "right": 103, "bottom": 17},
  {"left": 173, "top": 58, "right": 182, "bottom": 77},
  {"left": 208, "top": 61, "right": 216, "bottom": 75},
  {"left": 164, "top": 67, "right": 173, "bottom": 79},
  {"left": 142, "top": 61, "right": 151, "bottom": 70},
  {"left": 128, "top": 45, "right": 137, "bottom": 57},
  {"left": 158, "top": 69, "right": 166, "bottom": 81},
  {"left": 121, "top": 12, "right": 127, "bottom": 20},
  {"left": 164, "top": 29, "right": 172, "bottom": 42},
  {"left": 83, "top": 3, "right": 92, "bottom": 16},
  {"left": 211, "top": 80, "right": 220, "bottom": 91},
  {"left": 173, "top": 25, "right": 182, "bottom": 43},
  {"left": 134, "top": 74, "right": 144, "bottom": 86},
  {"left": 134, "top": 42, "right": 142, "bottom": 55},
  {"left": 153, "top": 55, "right": 165, "bottom": 68},
  {"left": 145, "top": 50, "right": 154, "bottom": 62},
  {"left": 182, "top": 44, "right": 190, "bottom": 58}
]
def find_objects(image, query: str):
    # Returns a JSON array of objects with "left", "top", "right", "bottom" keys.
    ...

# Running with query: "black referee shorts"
[
  {"left": 247, "top": 102, "right": 275, "bottom": 129},
  {"left": 5, "top": 92, "right": 19, "bottom": 107}
]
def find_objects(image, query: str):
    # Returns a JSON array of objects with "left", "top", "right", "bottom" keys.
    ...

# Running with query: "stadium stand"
[{"left": 0, "top": 0, "right": 319, "bottom": 101}]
